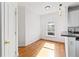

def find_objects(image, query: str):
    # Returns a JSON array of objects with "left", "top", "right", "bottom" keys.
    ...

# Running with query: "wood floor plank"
[{"left": 18, "top": 39, "right": 65, "bottom": 57}]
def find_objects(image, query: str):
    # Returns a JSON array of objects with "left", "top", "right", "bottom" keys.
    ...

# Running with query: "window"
[{"left": 48, "top": 22, "right": 55, "bottom": 35}]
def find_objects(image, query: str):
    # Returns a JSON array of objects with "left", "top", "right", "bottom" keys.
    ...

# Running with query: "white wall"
[
  {"left": 25, "top": 7, "right": 40, "bottom": 46},
  {"left": 18, "top": 6, "right": 25, "bottom": 46},
  {"left": 18, "top": 5, "right": 41, "bottom": 46},
  {"left": 68, "top": 8, "right": 79, "bottom": 27},
  {"left": 40, "top": 7, "right": 68, "bottom": 42}
]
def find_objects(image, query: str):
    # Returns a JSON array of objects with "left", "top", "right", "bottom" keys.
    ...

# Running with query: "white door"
[{"left": 4, "top": 2, "right": 17, "bottom": 57}]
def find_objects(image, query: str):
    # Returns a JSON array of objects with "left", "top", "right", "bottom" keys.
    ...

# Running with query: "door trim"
[{"left": 1, "top": 2, "right": 5, "bottom": 57}]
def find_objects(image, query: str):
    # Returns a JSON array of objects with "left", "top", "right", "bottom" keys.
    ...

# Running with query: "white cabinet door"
[
  {"left": 4, "top": 3, "right": 17, "bottom": 57},
  {"left": 68, "top": 37, "right": 76, "bottom": 57},
  {"left": 65, "top": 37, "right": 76, "bottom": 57},
  {"left": 76, "top": 41, "right": 79, "bottom": 57}
]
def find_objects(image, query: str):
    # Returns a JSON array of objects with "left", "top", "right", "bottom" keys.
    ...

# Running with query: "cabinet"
[
  {"left": 68, "top": 37, "right": 76, "bottom": 57},
  {"left": 68, "top": 7, "right": 79, "bottom": 27},
  {"left": 76, "top": 41, "right": 79, "bottom": 57},
  {"left": 65, "top": 37, "right": 79, "bottom": 57}
]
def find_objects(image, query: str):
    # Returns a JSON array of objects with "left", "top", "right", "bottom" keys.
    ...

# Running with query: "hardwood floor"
[{"left": 18, "top": 39, "right": 65, "bottom": 57}]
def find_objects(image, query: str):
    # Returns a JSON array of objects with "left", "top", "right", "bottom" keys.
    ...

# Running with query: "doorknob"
[{"left": 4, "top": 41, "right": 10, "bottom": 44}]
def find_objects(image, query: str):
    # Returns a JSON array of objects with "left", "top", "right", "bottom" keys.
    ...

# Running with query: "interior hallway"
[{"left": 18, "top": 39, "right": 65, "bottom": 57}]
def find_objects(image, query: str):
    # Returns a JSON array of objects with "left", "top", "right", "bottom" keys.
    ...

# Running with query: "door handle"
[{"left": 4, "top": 41, "right": 10, "bottom": 44}]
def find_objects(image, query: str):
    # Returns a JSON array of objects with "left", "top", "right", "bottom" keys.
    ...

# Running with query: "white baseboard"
[
  {"left": 19, "top": 36, "right": 65, "bottom": 47},
  {"left": 25, "top": 38, "right": 40, "bottom": 46},
  {"left": 41, "top": 36, "right": 65, "bottom": 43}
]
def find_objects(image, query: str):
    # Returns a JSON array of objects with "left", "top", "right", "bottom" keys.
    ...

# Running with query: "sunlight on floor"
[{"left": 36, "top": 42, "right": 55, "bottom": 57}]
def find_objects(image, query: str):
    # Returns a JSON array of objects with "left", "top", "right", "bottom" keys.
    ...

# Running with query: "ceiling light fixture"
[
  {"left": 59, "top": 3, "right": 62, "bottom": 16},
  {"left": 59, "top": 4, "right": 62, "bottom": 7},
  {"left": 45, "top": 5, "right": 52, "bottom": 9}
]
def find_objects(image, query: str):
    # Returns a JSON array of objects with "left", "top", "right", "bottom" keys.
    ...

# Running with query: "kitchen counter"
[{"left": 61, "top": 31, "right": 79, "bottom": 38}]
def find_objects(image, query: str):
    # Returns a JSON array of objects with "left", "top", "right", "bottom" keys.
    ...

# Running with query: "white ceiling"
[{"left": 18, "top": 2, "right": 79, "bottom": 15}]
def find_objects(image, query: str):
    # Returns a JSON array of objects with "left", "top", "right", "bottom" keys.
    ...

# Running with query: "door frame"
[
  {"left": 15, "top": 4, "right": 18, "bottom": 57},
  {"left": 1, "top": 2, "right": 5, "bottom": 57}
]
